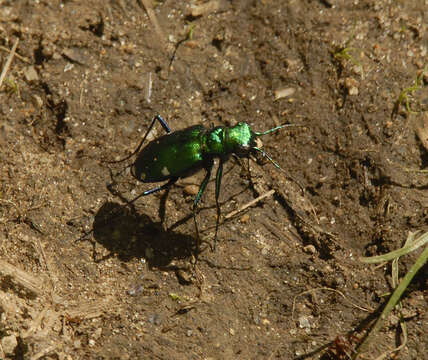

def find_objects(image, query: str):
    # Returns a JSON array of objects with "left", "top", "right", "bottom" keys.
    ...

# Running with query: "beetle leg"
[
  {"left": 105, "top": 115, "right": 172, "bottom": 164},
  {"left": 193, "top": 160, "right": 214, "bottom": 253},
  {"left": 131, "top": 115, "right": 172, "bottom": 158},
  {"left": 213, "top": 158, "right": 224, "bottom": 250},
  {"left": 193, "top": 160, "right": 214, "bottom": 208},
  {"left": 126, "top": 177, "right": 178, "bottom": 206},
  {"left": 155, "top": 114, "right": 171, "bottom": 134}
]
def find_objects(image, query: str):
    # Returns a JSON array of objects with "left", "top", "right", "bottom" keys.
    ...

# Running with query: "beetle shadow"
[{"left": 91, "top": 200, "right": 197, "bottom": 269}]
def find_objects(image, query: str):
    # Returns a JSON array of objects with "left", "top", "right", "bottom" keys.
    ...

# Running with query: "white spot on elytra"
[
  {"left": 161, "top": 167, "right": 170, "bottom": 176},
  {"left": 141, "top": 173, "right": 146, "bottom": 180}
]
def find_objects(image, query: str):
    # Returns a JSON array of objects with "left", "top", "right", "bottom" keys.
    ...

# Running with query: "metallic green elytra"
[
  {"left": 132, "top": 125, "right": 205, "bottom": 182},
  {"left": 129, "top": 115, "right": 292, "bottom": 251}
]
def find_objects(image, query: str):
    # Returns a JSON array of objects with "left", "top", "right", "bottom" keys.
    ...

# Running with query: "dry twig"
[{"left": 0, "top": 38, "right": 19, "bottom": 88}]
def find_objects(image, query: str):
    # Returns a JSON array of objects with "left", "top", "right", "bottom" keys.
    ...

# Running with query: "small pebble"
[
  {"left": 344, "top": 77, "right": 359, "bottom": 96},
  {"left": 24, "top": 66, "right": 39, "bottom": 82},
  {"left": 240, "top": 214, "right": 250, "bottom": 223},
  {"left": 298, "top": 316, "right": 311, "bottom": 329},
  {"left": 261, "top": 318, "right": 270, "bottom": 325},
  {"left": 183, "top": 184, "right": 199, "bottom": 196},
  {"left": 93, "top": 327, "right": 102, "bottom": 340},
  {"left": 32, "top": 94, "right": 43, "bottom": 107},
  {"left": 2, "top": 334, "right": 18, "bottom": 355},
  {"left": 303, "top": 244, "right": 316, "bottom": 254},
  {"left": 274, "top": 87, "right": 295, "bottom": 100},
  {"left": 127, "top": 284, "right": 144, "bottom": 296},
  {"left": 176, "top": 269, "right": 193, "bottom": 284},
  {"left": 62, "top": 47, "right": 88, "bottom": 65},
  {"left": 148, "top": 313, "right": 161, "bottom": 325},
  {"left": 324, "top": 265, "right": 333, "bottom": 272}
]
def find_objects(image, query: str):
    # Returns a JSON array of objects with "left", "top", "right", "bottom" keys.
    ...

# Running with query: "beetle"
[{"left": 123, "top": 114, "right": 293, "bottom": 250}]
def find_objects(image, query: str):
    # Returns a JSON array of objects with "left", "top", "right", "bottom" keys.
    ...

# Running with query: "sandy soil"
[{"left": 0, "top": 1, "right": 427, "bottom": 359}]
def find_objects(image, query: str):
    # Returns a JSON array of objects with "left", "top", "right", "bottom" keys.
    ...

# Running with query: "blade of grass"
[
  {"left": 359, "top": 231, "right": 428, "bottom": 263},
  {"left": 354, "top": 240, "right": 427, "bottom": 358},
  {"left": 0, "top": 38, "right": 19, "bottom": 89}
]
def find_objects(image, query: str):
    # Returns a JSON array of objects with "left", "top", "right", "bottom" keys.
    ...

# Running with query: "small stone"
[
  {"left": 303, "top": 245, "right": 316, "bottom": 254},
  {"left": 344, "top": 77, "right": 359, "bottom": 96},
  {"left": 32, "top": 94, "right": 43, "bottom": 108},
  {"left": 298, "top": 316, "right": 311, "bottom": 329},
  {"left": 127, "top": 284, "right": 144, "bottom": 296},
  {"left": 24, "top": 66, "right": 39, "bottom": 82},
  {"left": 253, "top": 314, "right": 260, "bottom": 325},
  {"left": 2, "top": 334, "right": 18, "bottom": 355},
  {"left": 274, "top": 87, "right": 296, "bottom": 100},
  {"left": 229, "top": 328, "right": 235, "bottom": 336},
  {"left": 261, "top": 318, "right": 270, "bottom": 325},
  {"left": 348, "top": 86, "right": 359, "bottom": 96},
  {"left": 183, "top": 184, "right": 199, "bottom": 196},
  {"left": 148, "top": 313, "right": 161, "bottom": 325},
  {"left": 240, "top": 214, "right": 250, "bottom": 223},
  {"left": 62, "top": 47, "right": 88, "bottom": 65},
  {"left": 176, "top": 269, "right": 193, "bottom": 284},
  {"left": 191, "top": 0, "right": 227, "bottom": 16},
  {"left": 93, "top": 327, "right": 102, "bottom": 340}
]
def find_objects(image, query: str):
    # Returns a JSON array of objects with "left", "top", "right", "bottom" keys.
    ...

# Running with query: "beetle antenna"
[
  {"left": 252, "top": 145, "right": 306, "bottom": 193},
  {"left": 252, "top": 146, "right": 281, "bottom": 169},
  {"left": 253, "top": 123, "right": 300, "bottom": 137}
]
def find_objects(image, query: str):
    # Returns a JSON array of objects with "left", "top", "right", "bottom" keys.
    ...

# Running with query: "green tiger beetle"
[{"left": 125, "top": 114, "right": 295, "bottom": 252}]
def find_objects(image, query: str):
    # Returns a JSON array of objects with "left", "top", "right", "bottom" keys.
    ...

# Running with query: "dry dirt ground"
[{"left": 0, "top": 1, "right": 427, "bottom": 359}]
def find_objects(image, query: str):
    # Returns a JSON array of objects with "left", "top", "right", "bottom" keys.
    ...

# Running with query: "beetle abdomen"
[{"left": 132, "top": 125, "right": 206, "bottom": 182}]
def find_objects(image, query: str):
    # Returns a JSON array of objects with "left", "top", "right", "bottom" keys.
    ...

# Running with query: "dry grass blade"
[
  {"left": 138, "top": 0, "right": 170, "bottom": 53},
  {"left": 0, "top": 44, "right": 30, "bottom": 63},
  {"left": 30, "top": 345, "right": 58, "bottom": 360},
  {"left": 292, "top": 286, "right": 372, "bottom": 321},
  {"left": 0, "top": 38, "right": 19, "bottom": 88},
  {"left": 354, "top": 233, "right": 428, "bottom": 359},
  {"left": 359, "top": 231, "right": 428, "bottom": 263},
  {"left": 0, "top": 259, "right": 44, "bottom": 296},
  {"left": 224, "top": 189, "right": 275, "bottom": 219}
]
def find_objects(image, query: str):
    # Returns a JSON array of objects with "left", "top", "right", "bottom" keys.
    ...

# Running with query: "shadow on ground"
[{"left": 92, "top": 201, "right": 196, "bottom": 268}]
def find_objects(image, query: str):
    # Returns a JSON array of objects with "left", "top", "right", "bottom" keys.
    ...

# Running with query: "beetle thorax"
[{"left": 203, "top": 122, "right": 256, "bottom": 157}]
